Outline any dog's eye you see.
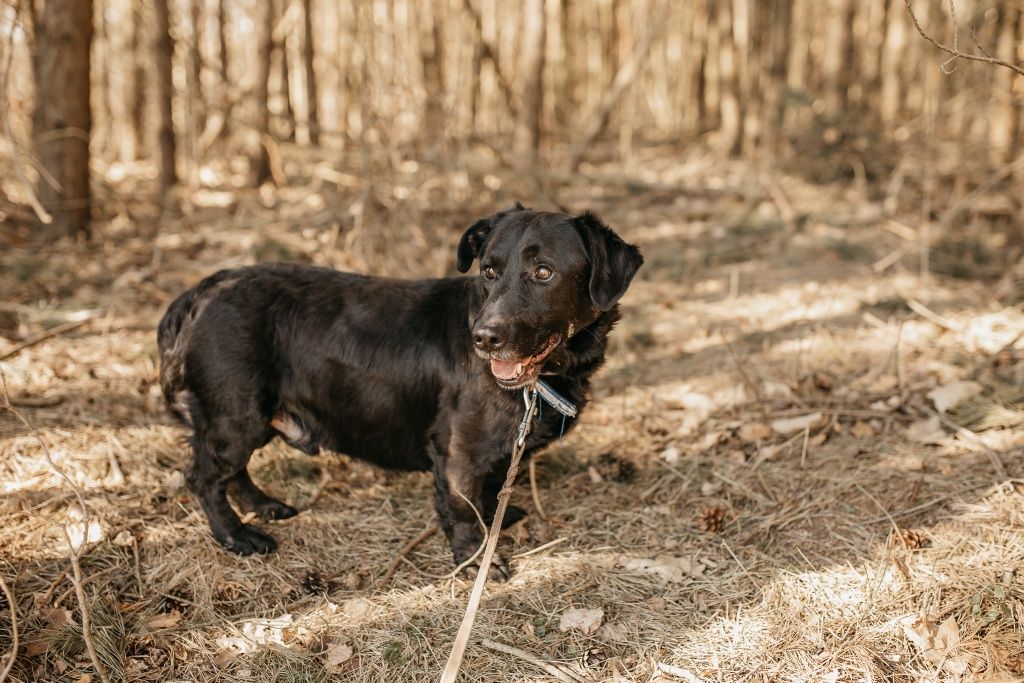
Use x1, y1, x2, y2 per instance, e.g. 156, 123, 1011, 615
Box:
534, 266, 553, 281
483, 266, 497, 280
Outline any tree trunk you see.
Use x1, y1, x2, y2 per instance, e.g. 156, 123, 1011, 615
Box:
131, 3, 148, 159
154, 0, 177, 192
32, 0, 94, 236
301, 0, 319, 144
217, 0, 231, 139
254, 0, 274, 183
514, 0, 545, 164
419, 0, 446, 142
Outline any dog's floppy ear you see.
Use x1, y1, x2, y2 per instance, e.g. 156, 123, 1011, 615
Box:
574, 212, 643, 311
456, 203, 527, 272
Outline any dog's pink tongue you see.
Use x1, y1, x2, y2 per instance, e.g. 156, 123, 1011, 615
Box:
490, 358, 522, 380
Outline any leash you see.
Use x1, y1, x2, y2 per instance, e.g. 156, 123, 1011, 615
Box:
440, 386, 540, 683
440, 381, 578, 682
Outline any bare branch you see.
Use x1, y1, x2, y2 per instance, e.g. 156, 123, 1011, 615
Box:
904, 0, 1024, 77
0, 576, 18, 683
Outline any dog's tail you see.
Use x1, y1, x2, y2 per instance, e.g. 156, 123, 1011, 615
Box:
157, 288, 198, 427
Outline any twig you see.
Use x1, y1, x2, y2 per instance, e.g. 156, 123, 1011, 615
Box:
905, 298, 960, 332
439, 390, 538, 683
0, 576, 18, 683
376, 523, 438, 590
528, 458, 547, 520
0, 317, 93, 362
511, 536, 567, 559
480, 639, 584, 683
903, 0, 1024, 76
63, 528, 111, 683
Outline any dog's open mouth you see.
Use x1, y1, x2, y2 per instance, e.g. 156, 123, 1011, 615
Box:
489, 334, 561, 387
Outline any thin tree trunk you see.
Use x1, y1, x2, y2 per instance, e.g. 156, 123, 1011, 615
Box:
217, 0, 231, 139
514, 0, 545, 164
154, 0, 177, 192
301, 0, 319, 144
419, 0, 446, 141
32, 0, 94, 236
254, 0, 274, 183
131, 3, 148, 159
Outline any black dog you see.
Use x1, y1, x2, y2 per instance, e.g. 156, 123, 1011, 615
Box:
157, 205, 642, 578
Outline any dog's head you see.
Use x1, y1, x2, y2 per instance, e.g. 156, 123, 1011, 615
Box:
457, 204, 643, 388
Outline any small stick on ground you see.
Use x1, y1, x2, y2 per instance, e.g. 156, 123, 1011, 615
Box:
528, 458, 547, 520
0, 317, 93, 362
480, 639, 584, 683
0, 576, 18, 683
906, 298, 960, 332
376, 523, 438, 590
63, 527, 111, 683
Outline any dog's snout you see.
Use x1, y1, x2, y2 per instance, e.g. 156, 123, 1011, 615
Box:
473, 323, 507, 352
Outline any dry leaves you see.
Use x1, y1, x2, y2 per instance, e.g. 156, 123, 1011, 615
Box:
905, 416, 945, 445
325, 639, 354, 669
146, 609, 182, 630
558, 607, 604, 635
770, 412, 824, 436
900, 615, 967, 674
618, 555, 706, 582
927, 380, 982, 414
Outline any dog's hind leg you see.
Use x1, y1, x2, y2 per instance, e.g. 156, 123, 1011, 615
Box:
186, 416, 279, 555
227, 469, 298, 520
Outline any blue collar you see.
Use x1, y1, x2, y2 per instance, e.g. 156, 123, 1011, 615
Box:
535, 379, 577, 418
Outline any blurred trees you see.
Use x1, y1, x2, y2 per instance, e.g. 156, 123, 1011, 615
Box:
1, 0, 1022, 235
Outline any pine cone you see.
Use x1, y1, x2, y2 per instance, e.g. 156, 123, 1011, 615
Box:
697, 506, 726, 533
891, 528, 927, 549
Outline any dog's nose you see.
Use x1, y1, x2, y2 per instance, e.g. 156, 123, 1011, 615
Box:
473, 325, 506, 352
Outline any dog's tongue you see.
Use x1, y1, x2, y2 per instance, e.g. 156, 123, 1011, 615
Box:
490, 358, 524, 380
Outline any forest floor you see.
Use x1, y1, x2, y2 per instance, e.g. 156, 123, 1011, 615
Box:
2, 143, 1024, 682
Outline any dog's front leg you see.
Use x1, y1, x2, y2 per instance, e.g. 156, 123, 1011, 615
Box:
431, 443, 511, 582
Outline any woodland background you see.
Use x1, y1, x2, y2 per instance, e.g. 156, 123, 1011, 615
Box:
2, 1, 1024, 682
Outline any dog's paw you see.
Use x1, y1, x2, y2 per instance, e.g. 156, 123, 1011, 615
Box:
257, 501, 299, 521
459, 554, 510, 582
220, 525, 278, 555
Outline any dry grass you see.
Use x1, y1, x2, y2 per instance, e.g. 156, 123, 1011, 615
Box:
1, 147, 1023, 682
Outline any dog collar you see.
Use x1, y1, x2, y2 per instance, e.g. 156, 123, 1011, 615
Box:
535, 379, 577, 418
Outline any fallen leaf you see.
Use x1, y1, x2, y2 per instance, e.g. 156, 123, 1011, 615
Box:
325, 640, 354, 668
146, 609, 182, 630
738, 422, 772, 443
660, 445, 682, 464
559, 607, 603, 635
112, 530, 134, 547
927, 380, 982, 414
906, 417, 945, 445
850, 421, 875, 439
618, 555, 705, 582
65, 518, 104, 553
40, 607, 72, 630
900, 615, 966, 674
770, 412, 824, 436
700, 481, 722, 496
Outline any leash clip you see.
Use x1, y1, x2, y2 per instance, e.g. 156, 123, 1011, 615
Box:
516, 387, 539, 448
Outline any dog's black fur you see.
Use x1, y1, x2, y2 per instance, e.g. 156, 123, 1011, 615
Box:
157, 206, 642, 579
